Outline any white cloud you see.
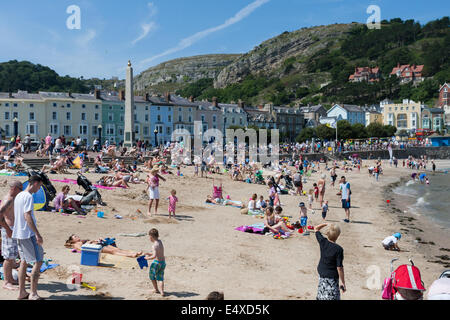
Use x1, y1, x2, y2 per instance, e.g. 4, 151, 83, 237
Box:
147, 2, 158, 17
76, 29, 96, 47
131, 2, 158, 45
132, 22, 157, 45
140, 0, 270, 65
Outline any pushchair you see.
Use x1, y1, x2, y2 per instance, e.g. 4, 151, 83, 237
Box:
26, 169, 57, 210
76, 172, 106, 206
283, 174, 294, 190
382, 258, 426, 300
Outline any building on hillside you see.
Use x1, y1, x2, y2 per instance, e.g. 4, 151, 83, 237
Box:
326, 104, 366, 125
390, 63, 424, 84
421, 107, 445, 133
245, 105, 277, 130
100, 91, 125, 144
148, 95, 174, 146
365, 111, 383, 127
348, 67, 381, 83
380, 98, 394, 113
438, 83, 450, 127
272, 105, 303, 142
299, 104, 327, 127
382, 99, 422, 133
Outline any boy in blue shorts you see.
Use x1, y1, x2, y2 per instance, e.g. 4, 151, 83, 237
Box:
299, 202, 309, 236
144, 228, 166, 296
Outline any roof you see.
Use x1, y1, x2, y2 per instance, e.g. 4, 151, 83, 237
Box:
439, 83, 449, 91
333, 104, 363, 113
390, 64, 424, 75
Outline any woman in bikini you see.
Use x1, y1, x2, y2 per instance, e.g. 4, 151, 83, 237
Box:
64, 235, 142, 258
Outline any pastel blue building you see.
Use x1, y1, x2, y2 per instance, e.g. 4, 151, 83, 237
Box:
327, 104, 366, 125
148, 96, 173, 146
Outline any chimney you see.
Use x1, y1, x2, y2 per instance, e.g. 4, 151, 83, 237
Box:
212, 97, 218, 107
238, 99, 244, 108
119, 90, 125, 101
94, 89, 101, 99
397, 62, 400, 68
165, 92, 171, 102
189, 96, 194, 103
145, 93, 149, 101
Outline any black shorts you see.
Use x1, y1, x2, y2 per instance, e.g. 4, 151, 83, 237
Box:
294, 181, 302, 187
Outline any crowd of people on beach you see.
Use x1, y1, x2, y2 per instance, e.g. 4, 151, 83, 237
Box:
0, 132, 448, 300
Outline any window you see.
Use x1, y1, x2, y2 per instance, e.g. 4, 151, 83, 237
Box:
13, 112, 18, 119
396, 114, 407, 128
109, 106, 112, 110
189, 108, 192, 112
95, 105, 99, 109
52, 112, 57, 120
179, 115, 182, 122
157, 107, 160, 111
213, 115, 216, 123
135, 125, 140, 134
5, 103, 9, 107
81, 113, 86, 121
92, 126, 98, 135
201, 115, 205, 122
95, 113, 99, 121
168, 115, 171, 122
63, 125, 72, 135
13, 103, 17, 107
30, 104, 34, 108
144, 127, 149, 135
106, 124, 115, 135
4, 112, 9, 120
67, 103, 71, 108
188, 116, 192, 122
166, 127, 171, 135
145, 115, 149, 122
240, 118, 243, 125
145, 106, 148, 111
134, 114, 137, 121
157, 115, 161, 122
53, 103, 57, 107
120, 114, 124, 122
118, 127, 124, 136
26, 124, 37, 135
108, 113, 114, 121
79, 124, 88, 135
178, 108, 181, 112
5, 124, 10, 136
232, 118, 235, 124
82, 104, 86, 109
50, 124, 59, 135
29, 112, 35, 120
66, 112, 71, 120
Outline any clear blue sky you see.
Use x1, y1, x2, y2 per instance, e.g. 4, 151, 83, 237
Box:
0, 0, 448, 79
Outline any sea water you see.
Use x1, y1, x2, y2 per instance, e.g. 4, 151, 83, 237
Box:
393, 164, 450, 229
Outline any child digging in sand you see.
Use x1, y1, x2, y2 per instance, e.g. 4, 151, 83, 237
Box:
145, 228, 166, 296
168, 189, 178, 219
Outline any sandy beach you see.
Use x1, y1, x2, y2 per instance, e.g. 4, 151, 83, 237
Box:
0, 159, 448, 300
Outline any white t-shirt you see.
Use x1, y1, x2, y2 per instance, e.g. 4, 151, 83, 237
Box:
255, 200, 263, 209
340, 182, 351, 200
382, 236, 397, 246
12, 191, 36, 240
248, 200, 256, 211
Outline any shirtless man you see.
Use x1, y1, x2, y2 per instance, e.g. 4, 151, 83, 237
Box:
41, 156, 67, 173
144, 228, 165, 296
0, 181, 23, 290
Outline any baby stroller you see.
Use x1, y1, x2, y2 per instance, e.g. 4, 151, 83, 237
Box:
76, 172, 106, 206
26, 169, 57, 210
283, 174, 294, 190
382, 258, 426, 300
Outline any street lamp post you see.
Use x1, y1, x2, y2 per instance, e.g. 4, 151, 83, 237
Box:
98, 124, 103, 151
154, 128, 158, 147
13, 117, 18, 137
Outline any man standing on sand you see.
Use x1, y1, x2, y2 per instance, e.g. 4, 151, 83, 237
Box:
0, 181, 23, 291
12, 175, 45, 300
338, 176, 351, 223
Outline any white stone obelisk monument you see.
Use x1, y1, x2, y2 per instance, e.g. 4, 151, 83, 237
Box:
124, 60, 135, 147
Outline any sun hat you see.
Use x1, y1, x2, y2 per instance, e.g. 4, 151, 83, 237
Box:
298, 202, 305, 207
393, 233, 401, 239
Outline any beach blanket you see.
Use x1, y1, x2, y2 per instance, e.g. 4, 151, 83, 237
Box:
50, 178, 125, 189
247, 209, 264, 216
205, 201, 243, 208
235, 223, 265, 234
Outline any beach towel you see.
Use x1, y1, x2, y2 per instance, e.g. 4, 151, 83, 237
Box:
235, 223, 265, 234
205, 201, 243, 208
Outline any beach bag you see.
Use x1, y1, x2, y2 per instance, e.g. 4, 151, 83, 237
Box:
382, 276, 394, 300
